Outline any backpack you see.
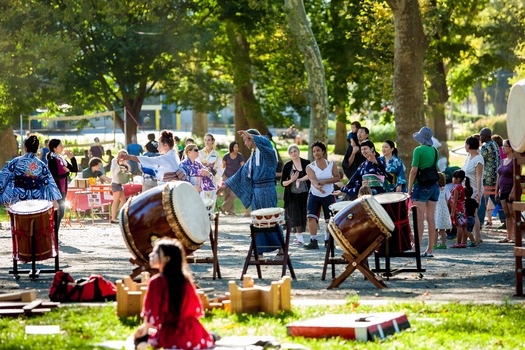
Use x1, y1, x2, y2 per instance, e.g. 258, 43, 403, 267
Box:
49, 271, 117, 302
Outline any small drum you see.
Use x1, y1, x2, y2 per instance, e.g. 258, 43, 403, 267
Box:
8, 200, 56, 263
327, 196, 394, 258
202, 198, 215, 220
373, 193, 413, 253
328, 201, 351, 217
119, 181, 210, 265
507, 78, 525, 153
250, 208, 285, 228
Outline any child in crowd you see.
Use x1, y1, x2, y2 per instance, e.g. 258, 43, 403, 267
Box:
117, 163, 132, 185
110, 150, 129, 223
464, 184, 479, 247
358, 185, 373, 197
434, 172, 452, 249
449, 170, 469, 248
134, 238, 216, 350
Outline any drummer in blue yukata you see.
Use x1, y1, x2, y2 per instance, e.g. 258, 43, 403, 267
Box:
225, 129, 283, 257
0, 134, 62, 206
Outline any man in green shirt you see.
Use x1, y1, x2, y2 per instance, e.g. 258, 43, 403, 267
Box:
82, 157, 112, 183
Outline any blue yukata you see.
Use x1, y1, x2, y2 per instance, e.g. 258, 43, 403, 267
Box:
0, 153, 62, 205
226, 135, 281, 253
341, 157, 392, 200
380, 155, 407, 193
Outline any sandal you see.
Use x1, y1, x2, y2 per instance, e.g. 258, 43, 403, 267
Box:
498, 238, 509, 243
450, 243, 462, 248
421, 252, 434, 257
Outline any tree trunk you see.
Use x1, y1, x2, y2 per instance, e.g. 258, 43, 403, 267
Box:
427, 60, 449, 141
386, 0, 428, 167
227, 23, 268, 139
0, 126, 19, 166
285, 0, 329, 159
192, 110, 208, 136
124, 103, 141, 146
334, 103, 347, 155
495, 70, 510, 115
473, 82, 486, 116
233, 92, 251, 159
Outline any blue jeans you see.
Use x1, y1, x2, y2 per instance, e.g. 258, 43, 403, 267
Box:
412, 183, 440, 202
478, 193, 505, 224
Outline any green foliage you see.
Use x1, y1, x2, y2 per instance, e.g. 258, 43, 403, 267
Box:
369, 122, 396, 142
473, 115, 508, 139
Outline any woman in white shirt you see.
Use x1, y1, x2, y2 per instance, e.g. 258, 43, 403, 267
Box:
119, 130, 182, 185
304, 141, 340, 250
462, 136, 484, 243
110, 150, 130, 223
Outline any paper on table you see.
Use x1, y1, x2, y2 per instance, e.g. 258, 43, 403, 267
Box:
25, 325, 60, 334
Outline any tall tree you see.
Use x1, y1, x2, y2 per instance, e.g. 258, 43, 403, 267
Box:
385, 0, 428, 163
284, 0, 329, 152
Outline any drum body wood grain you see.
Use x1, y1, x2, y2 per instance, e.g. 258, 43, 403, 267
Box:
8, 200, 56, 262
327, 196, 394, 258
119, 181, 209, 265
373, 193, 413, 253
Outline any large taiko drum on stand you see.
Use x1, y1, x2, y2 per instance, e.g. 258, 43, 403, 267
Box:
373, 193, 413, 253
8, 200, 56, 262
507, 79, 525, 153
119, 181, 210, 265
327, 196, 394, 259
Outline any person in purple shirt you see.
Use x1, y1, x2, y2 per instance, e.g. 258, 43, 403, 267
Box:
495, 139, 515, 243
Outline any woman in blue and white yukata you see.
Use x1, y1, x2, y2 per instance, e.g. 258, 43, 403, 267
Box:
380, 140, 407, 193
0, 135, 62, 206
340, 140, 393, 200
226, 129, 282, 256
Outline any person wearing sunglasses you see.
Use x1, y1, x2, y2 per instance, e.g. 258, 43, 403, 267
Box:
180, 144, 215, 196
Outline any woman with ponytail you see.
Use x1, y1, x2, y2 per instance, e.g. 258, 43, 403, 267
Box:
47, 139, 79, 234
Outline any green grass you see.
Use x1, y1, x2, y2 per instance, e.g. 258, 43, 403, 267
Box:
1, 302, 524, 349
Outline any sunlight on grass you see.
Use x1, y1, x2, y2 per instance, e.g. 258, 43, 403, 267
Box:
1, 302, 524, 349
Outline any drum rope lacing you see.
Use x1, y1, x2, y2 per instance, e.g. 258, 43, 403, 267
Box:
327, 200, 392, 258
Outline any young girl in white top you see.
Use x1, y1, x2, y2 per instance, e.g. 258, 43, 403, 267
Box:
304, 141, 340, 250
434, 172, 452, 248
110, 150, 130, 223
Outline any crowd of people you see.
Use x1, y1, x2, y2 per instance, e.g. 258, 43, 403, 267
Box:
0, 124, 520, 349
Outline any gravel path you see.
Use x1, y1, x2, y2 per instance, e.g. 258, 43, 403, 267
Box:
0, 214, 521, 303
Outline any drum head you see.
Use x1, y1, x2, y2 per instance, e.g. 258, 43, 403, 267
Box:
251, 208, 284, 217
167, 182, 209, 244
373, 192, 409, 204
8, 200, 53, 215
507, 79, 525, 153
329, 201, 351, 213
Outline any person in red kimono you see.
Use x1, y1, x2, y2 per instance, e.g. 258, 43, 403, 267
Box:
134, 238, 216, 350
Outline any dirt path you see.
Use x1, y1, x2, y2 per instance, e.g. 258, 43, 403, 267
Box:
0, 212, 521, 304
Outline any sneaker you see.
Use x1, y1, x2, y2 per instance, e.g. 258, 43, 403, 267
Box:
498, 223, 507, 230
434, 244, 447, 249
466, 241, 477, 247
446, 235, 457, 240
291, 239, 304, 246
450, 243, 462, 248
303, 240, 319, 250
